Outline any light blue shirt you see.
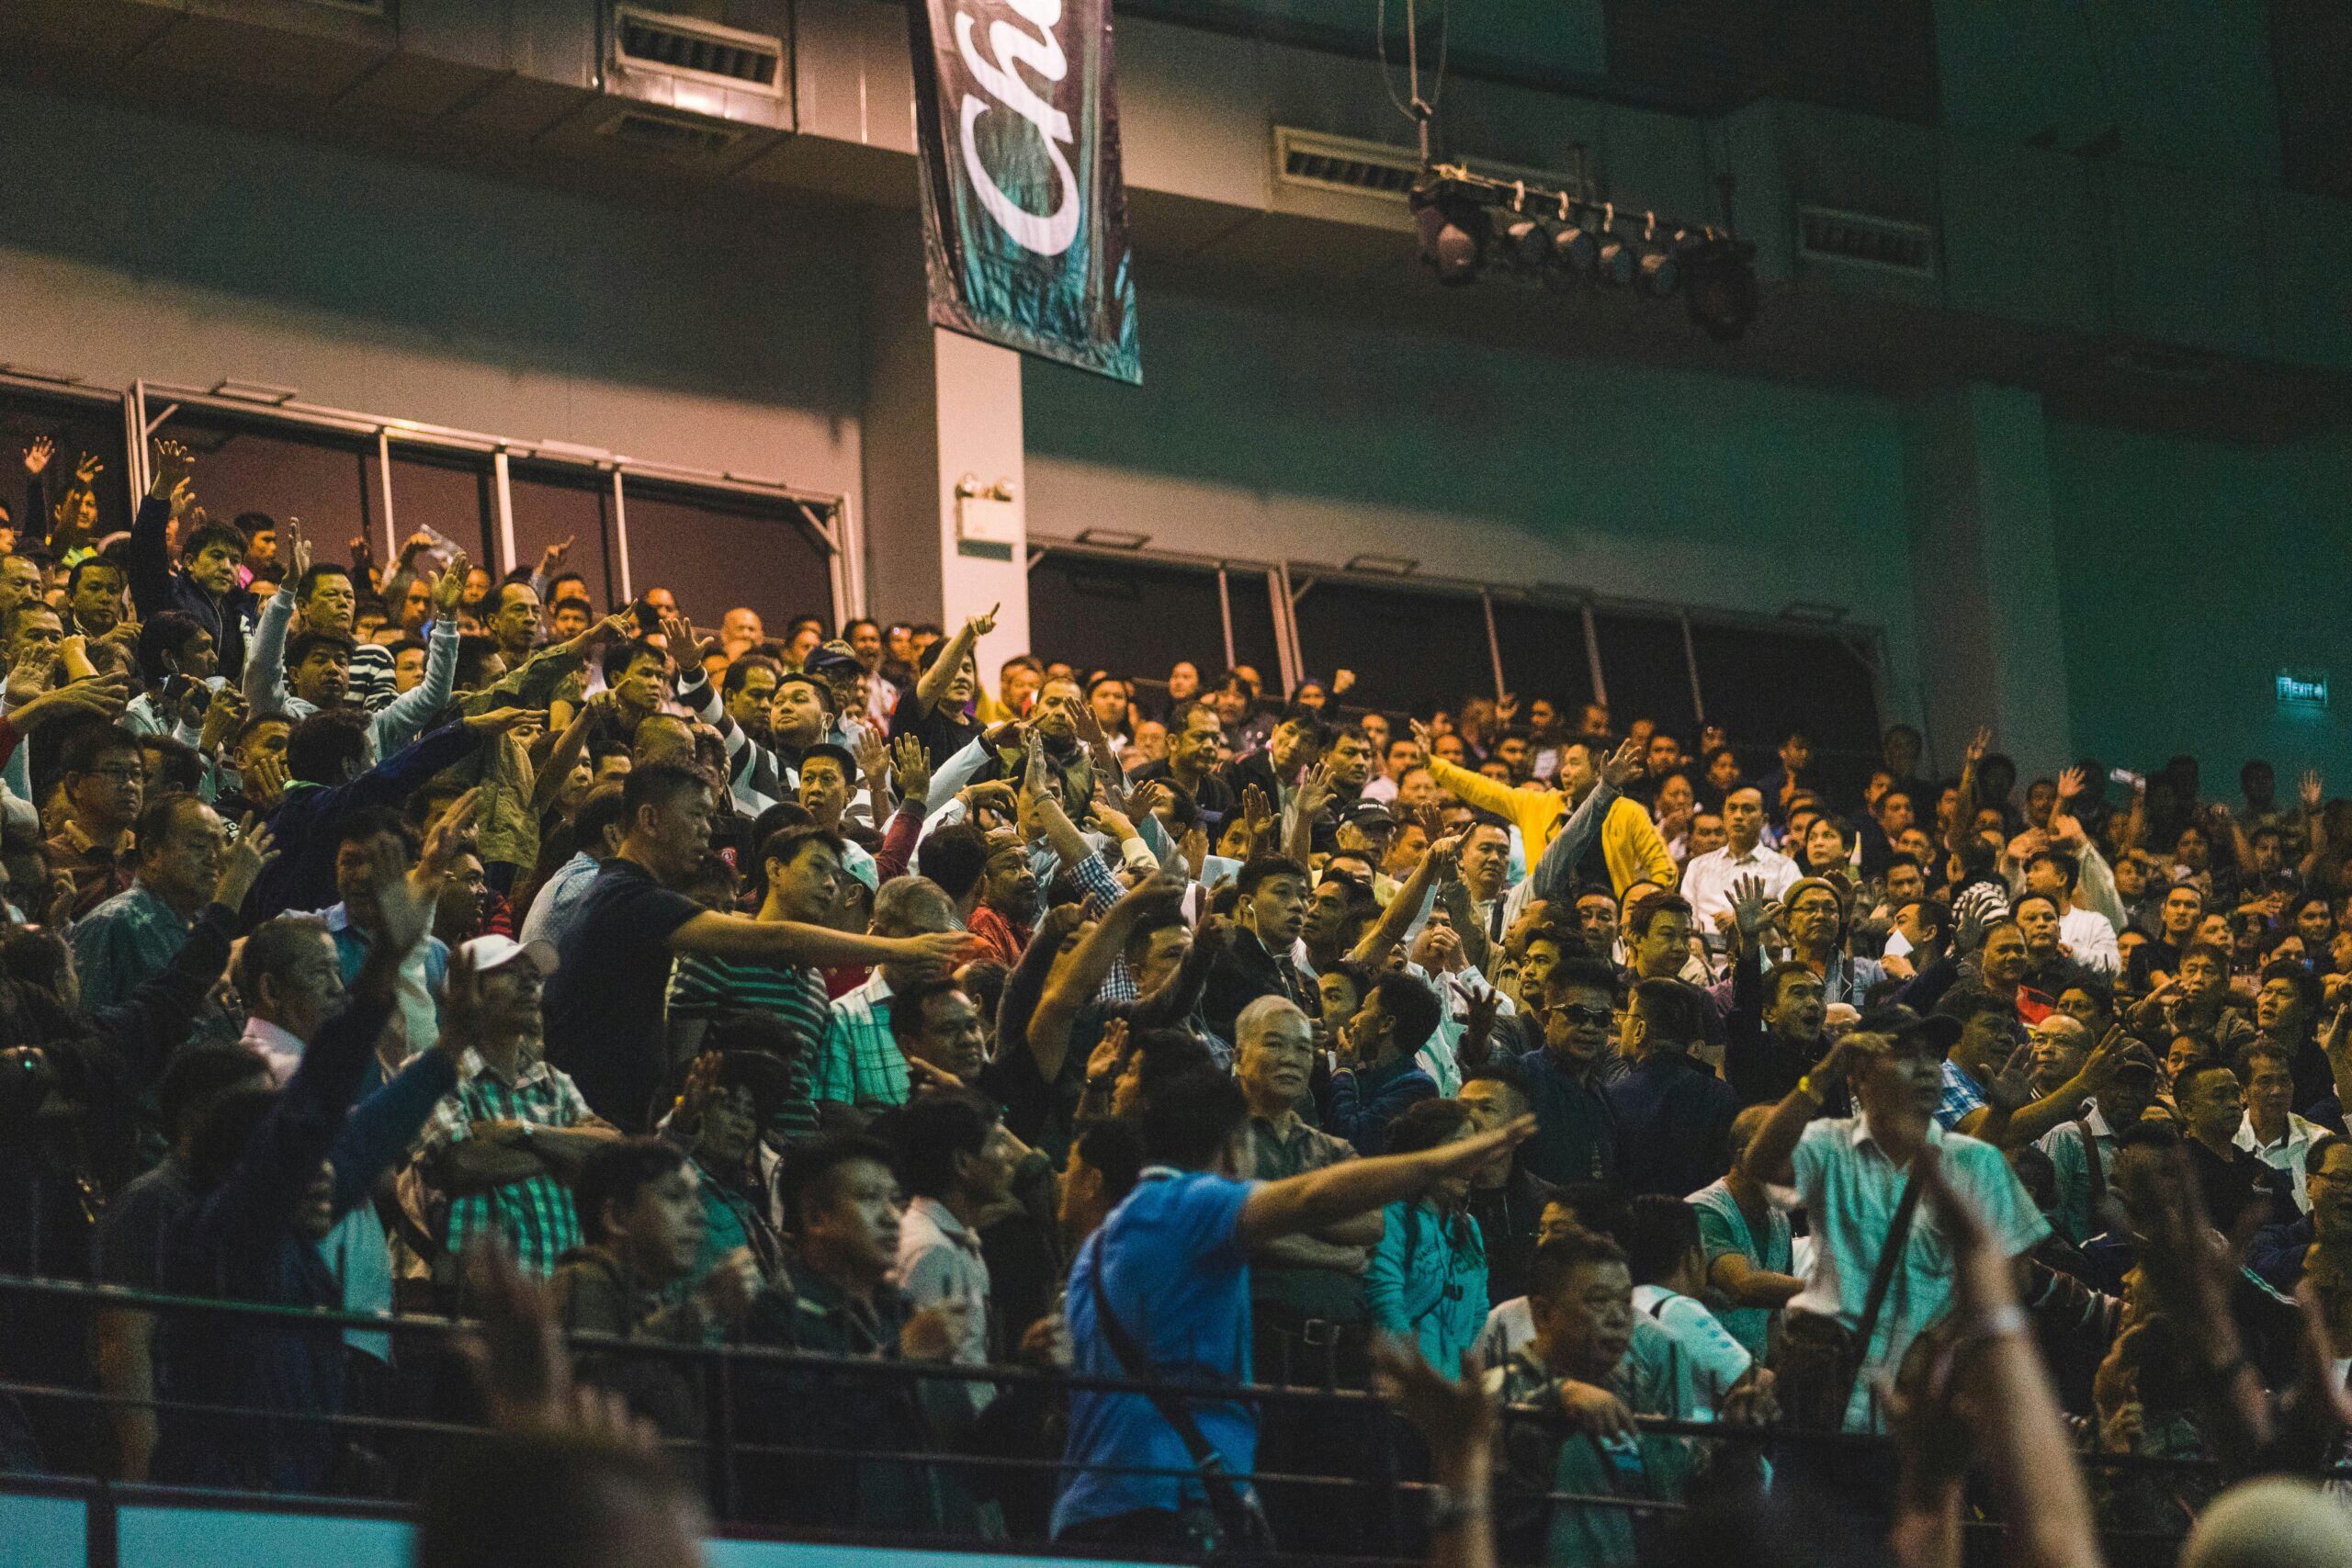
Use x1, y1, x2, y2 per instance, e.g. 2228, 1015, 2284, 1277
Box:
1056, 1168, 1258, 1538
518, 851, 602, 950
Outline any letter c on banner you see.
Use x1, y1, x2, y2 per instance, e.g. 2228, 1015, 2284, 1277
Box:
954, 8, 1082, 256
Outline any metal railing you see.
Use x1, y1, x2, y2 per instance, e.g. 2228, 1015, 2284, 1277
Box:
0, 1271, 2261, 1562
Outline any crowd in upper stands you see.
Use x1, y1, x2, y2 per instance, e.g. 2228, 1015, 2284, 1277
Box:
3, 430, 2352, 1566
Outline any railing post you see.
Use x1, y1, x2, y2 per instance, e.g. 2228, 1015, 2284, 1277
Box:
712, 1344, 739, 1524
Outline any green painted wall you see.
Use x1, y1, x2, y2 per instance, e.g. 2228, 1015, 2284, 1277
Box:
2047, 418, 2352, 776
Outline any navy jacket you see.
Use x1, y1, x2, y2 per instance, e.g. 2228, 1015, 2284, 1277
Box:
248, 722, 478, 919
152, 987, 450, 1493
1606, 1053, 1736, 1197
127, 494, 257, 676
1321, 1054, 1438, 1156
1513, 1048, 1619, 1188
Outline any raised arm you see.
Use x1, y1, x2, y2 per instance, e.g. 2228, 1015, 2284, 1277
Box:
1237, 1114, 1532, 1248
1531, 737, 1644, 900
1029, 874, 1186, 1083
914, 605, 995, 717
126, 442, 193, 621
1349, 832, 1460, 967
369, 555, 466, 756
1743, 1035, 1867, 1186
670, 911, 974, 973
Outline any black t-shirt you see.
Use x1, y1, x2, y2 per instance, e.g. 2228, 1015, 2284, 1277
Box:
543, 857, 706, 1132
888, 699, 983, 772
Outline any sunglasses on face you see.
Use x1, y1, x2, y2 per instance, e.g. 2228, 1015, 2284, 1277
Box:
1544, 1003, 1612, 1028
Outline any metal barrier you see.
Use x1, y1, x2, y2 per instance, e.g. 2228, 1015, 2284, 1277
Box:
0, 1270, 2261, 1563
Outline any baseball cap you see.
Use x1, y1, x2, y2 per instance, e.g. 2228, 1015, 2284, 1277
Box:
2111, 1042, 2161, 1081
1851, 1003, 1960, 1055
1341, 800, 1396, 830
459, 933, 559, 977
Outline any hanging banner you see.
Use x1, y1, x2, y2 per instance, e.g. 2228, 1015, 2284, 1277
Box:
907, 0, 1141, 384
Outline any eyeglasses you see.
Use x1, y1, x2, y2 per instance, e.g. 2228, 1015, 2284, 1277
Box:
1544, 1003, 1612, 1028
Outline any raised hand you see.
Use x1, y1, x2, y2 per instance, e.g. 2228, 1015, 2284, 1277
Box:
1126, 779, 1170, 824
1295, 760, 1338, 818
537, 535, 574, 574
1086, 1017, 1133, 1085
1984, 1043, 2038, 1115
1600, 734, 1645, 789
213, 815, 277, 908
891, 734, 933, 803
283, 516, 312, 581
368, 834, 436, 957
2057, 764, 2088, 803
147, 439, 193, 500
901, 1296, 976, 1362
1331, 669, 1356, 695
852, 724, 889, 784
966, 602, 1000, 639
1495, 692, 1521, 725
431, 550, 469, 617
415, 787, 483, 886
1409, 716, 1436, 755
1963, 726, 1991, 767
2304, 768, 2325, 812
1240, 784, 1274, 837
1728, 874, 1772, 937
21, 437, 51, 478
74, 453, 101, 486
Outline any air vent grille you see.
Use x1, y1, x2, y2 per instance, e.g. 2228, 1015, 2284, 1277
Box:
594, 107, 749, 160
613, 6, 785, 96
1273, 127, 1589, 203
1797, 205, 1937, 276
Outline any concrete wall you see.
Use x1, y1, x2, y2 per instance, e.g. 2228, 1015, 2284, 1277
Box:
2048, 418, 2352, 776
0, 81, 869, 505
1022, 286, 1926, 721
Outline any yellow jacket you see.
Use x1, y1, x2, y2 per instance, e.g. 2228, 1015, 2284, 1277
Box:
1426, 758, 1675, 897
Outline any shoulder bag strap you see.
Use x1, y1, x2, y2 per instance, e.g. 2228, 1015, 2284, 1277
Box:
1081, 1232, 1269, 1538
2075, 1117, 2108, 1212
1833, 1170, 1924, 1422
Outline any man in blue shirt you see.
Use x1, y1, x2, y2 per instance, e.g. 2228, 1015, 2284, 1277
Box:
1606, 977, 1736, 1197
1055, 1066, 1531, 1551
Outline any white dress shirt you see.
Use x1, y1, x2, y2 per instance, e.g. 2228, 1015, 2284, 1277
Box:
2059, 905, 2121, 977
1679, 842, 1800, 950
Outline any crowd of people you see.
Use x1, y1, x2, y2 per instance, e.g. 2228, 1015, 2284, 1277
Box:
1, 431, 2351, 1566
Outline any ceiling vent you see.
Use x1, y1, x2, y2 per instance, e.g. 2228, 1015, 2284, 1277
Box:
594, 106, 751, 160
1273, 127, 1590, 204
1797, 206, 1937, 276
611, 6, 786, 96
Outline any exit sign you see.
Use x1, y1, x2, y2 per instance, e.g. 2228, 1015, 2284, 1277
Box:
2278, 670, 2330, 709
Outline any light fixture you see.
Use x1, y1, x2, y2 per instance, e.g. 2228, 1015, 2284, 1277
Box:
1681, 234, 1760, 341
1347, 553, 1420, 575
1637, 215, 1679, 296
1779, 601, 1849, 624
1399, 164, 1754, 340
1409, 175, 1489, 287
1077, 527, 1151, 550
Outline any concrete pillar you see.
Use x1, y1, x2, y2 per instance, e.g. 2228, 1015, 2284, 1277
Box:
859, 211, 1031, 675
1900, 383, 2073, 776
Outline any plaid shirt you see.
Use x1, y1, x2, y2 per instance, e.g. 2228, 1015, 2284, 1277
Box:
1066, 851, 1140, 1004
1935, 1058, 1988, 1131
812, 970, 907, 1108
418, 1049, 596, 1275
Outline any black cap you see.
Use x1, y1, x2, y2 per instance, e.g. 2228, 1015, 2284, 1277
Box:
1851, 1003, 1961, 1055
1342, 799, 1396, 830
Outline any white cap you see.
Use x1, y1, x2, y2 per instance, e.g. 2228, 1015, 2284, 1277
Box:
2185, 1477, 2352, 1568
459, 933, 559, 976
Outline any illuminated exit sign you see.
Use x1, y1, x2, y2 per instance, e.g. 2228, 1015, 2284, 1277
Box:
2278, 670, 2329, 709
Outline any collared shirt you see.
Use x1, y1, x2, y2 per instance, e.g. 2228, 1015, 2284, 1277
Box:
666, 948, 828, 1140
1686, 1178, 1792, 1361
318, 902, 447, 1059
2058, 906, 2120, 977
47, 821, 137, 922
243, 1016, 311, 1086
517, 850, 602, 951
417, 1048, 595, 1276
1245, 1111, 1365, 1323
2037, 1104, 2117, 1244
894, 1196, 993, 1413
2237, 1111, 2325, 1213
1056, 1168, 1257, 1538
1935, 1058, 1988, 1131
813, 969, 908, 1109
1679, 842, 1799, 949
1789, 1115, 2047, 1431
71, 879, 194, 1011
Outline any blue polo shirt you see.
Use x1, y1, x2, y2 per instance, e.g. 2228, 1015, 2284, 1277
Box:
1054, 1168, 1258, 1537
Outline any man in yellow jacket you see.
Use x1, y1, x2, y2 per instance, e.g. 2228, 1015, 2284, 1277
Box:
1416, 724, 1674, 898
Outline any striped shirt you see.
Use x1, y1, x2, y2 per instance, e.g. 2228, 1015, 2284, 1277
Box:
665, 951, 828, 1139
418, 1050, 596, 1276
